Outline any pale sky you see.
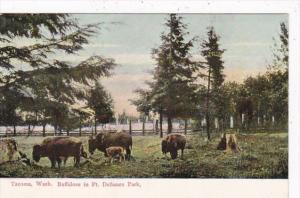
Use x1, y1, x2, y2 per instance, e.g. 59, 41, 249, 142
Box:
24, 14, 291, 116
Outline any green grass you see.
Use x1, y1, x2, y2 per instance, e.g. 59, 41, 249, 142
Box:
0, 132, 288, 178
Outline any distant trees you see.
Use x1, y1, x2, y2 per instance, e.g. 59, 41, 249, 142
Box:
267, 22, 288, 126
0, 14, 116, 134
214, 22, 288, 130
132, 15, 288, 136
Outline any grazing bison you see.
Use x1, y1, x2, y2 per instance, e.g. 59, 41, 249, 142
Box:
0, 138, 18, 163
162, 134, 186, 159
32, 137, 86, 168
88, 132, 132, 160
106, 146, 125, 163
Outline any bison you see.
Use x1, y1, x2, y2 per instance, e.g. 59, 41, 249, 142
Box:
32, 136, 86, 168
88, 132, 132, 160
162, 133, 186, 159
106, 146, 125, 163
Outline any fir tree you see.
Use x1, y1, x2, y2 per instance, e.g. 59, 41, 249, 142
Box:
200, 26, 225, 140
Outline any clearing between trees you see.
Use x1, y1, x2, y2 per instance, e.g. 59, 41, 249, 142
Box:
0, 131, 288, 178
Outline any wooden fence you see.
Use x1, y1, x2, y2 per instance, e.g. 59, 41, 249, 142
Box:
0, 128, 195, 138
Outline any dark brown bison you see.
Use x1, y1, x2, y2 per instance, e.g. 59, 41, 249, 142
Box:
162, 133, 186, 159
32, 137, 86, 168
88, 132, 132, 159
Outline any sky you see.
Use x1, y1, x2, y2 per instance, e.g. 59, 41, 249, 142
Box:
64, 14, 288, 116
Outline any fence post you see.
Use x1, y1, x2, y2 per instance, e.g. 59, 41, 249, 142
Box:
94, 116, 97, 135
129, 120, 132, 135
159, 112, 163, 138
184, 119, 187, 135
214, 117, 219, 132
42, 124, 46, 137
230, 116, 234, 129
79, 124, 82, 137
142, 119, 145, 136
28, 125, 31, 136
13, 125, 16, 136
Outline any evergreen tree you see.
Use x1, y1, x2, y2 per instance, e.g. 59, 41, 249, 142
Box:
270, 22, 288, 72
200, 26, 225, 140
0, 14, 116, 133
150, 14, 199, 134
87, 82, 114, 134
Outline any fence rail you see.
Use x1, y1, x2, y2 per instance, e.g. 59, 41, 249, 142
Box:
0, 126, 287, 138
0, 128, 195, 138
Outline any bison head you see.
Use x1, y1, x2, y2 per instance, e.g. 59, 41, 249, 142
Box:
170, 149, 178, 159
162, 138, 179, 159
161, 139, 168, 154
88, 136, 97, 155
32, 144, 41, 162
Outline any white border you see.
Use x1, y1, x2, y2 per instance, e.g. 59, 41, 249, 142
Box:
0, 0, 297, 13
0, 1, 299, 198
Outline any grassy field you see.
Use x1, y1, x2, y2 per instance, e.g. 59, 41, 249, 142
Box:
0, 132, 288, 178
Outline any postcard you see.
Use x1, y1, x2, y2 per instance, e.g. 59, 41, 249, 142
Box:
0, 1, 299, 198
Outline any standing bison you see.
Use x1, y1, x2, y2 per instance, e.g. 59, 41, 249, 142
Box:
32, 136, 86, 168
162, 134, 186, 159
88, 132, 132, 160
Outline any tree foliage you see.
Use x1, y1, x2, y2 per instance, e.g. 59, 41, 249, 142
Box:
0, 14, 116, 132
132, 14, 200, 133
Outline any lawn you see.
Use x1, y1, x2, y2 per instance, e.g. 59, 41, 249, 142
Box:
0, 132, 288, 178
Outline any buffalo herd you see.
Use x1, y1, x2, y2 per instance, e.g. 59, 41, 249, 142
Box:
0, 132, 187, 168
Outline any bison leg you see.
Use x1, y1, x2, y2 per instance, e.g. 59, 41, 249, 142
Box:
181, 149, 184, 159
63, 157, 68, 166
74, 154, 80, 167
49, 157, 56, 168
104, 151, 108, 157
125, 148, 131, 160
119, 154, 124, 162
56, 157, 62, 169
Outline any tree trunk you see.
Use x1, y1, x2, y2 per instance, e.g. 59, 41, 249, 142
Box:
54, 123, 57, 136
142, 120, 145, 136
167, 116, 172, 134
206, 114, 211, 140
206, 66, 211, 140
13, 124, 16, 136
67, 129, 69, 136
42, 124, 46, 137
129, 120, 132, 135
155, 119, 159, 134
159, 112, 163, 138
59, 128, 62, 135
79, 118, 82, 137
184, 119, 187, 135
94, 116, 97, 135
28, 124, 31, 136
